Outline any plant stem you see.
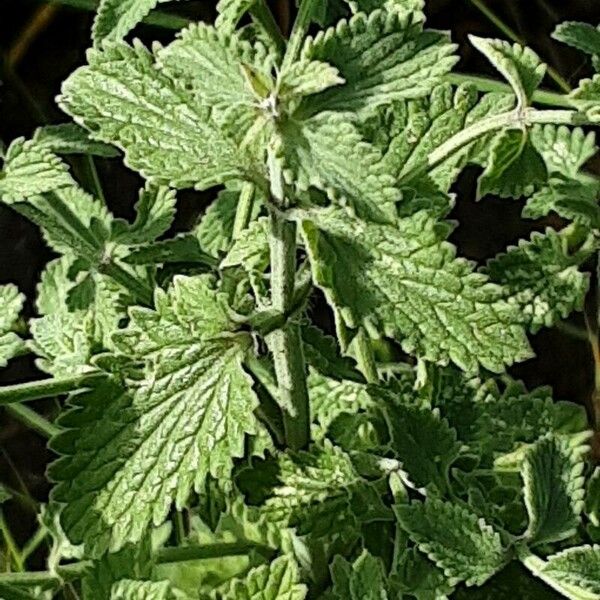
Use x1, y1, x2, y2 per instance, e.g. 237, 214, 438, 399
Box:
401, 107, 583, 182
0, 509, 24, 571
281, 0, 319, 71
0, 373, 105, 406
268, 213, 310, 450
0, 542, 274, 588
466, 0, 571, 92
5, 404, 60, 439
232, 182, 256, 240
444, 73, 573, 109
43, 0, 190, 30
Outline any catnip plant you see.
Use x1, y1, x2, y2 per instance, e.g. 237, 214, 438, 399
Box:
2, 0, 600, 597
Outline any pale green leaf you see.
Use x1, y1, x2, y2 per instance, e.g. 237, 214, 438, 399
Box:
196, 190, 241, 257
262, 441, 391, 541
348, 0, 425, 19
300, 207, 532, 374
33, 123, 120, 157
553, 22, 600, 60
215, 0, 255, 33
524, 176, 600, 227
530, 124, 597, 179
0, 284, 25, 367
542, 546, 600, 598
156, 22, 276, 133
124, 234, 216, 267
308, 370, 374, 440
395, 498, 507, 586
280, 112, 399, 222
523, 435, 588, 545
93, 0, 179, 44
59, 42, 260, 191
113, 184, 176, 245
50, 276, 262, 555
211, 555, 306, 600
569, 75, 600, 122
0, 138, 74, 203
300, 9, 457, 115
111, 580, 174, 599
278, 60, 344, 102
221, 217, 270, 272
485, 229, 591, 332
477, 128, 547, 199
330, 550, 390, 600
469, 36, 546, 106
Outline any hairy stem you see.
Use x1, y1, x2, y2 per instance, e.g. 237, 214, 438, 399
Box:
42, 0, 190, 30
268, 213, 311, 450
0, 542, 274, 588
99, 261, 154, 306
0, 373, 106, 406
401, 107, 583, 182
5, 404, 60, 439
466, 0, 571, 92
444, 73, 573, 109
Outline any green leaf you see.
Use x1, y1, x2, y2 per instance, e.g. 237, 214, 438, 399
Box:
485, 229, 591, 333
32, 123, 120, 157
523, 435, 588, 545
124, 234, 216, 267
553, 21, 600, 61
530, 124, 597, 179
395, 498, 507, 586
93, 0, 179, 44
215, 0, 255, 33
300, 207, 532, 374
278, 60, 344, 102
0, 138, 74, 203
156, 22, 276, 134
569, 75, 600, 122
221, 217, 270, 272
330, 550, 391, 599
385, 403, 460, 493
59, 42, 260, 191
299, 9, 457, 116
211, 555, 307, 599
196, 189, 253, 258
524, 176, 600, 227
477, 128, 547, 199
111, 580, 174, 599
50, 275, 263, 555
279, 111, 399, 223
113, 184, 176, 245
0, 284, 25, 367
469, 36, 546, 107
307, 370, 374, 440
542, 545, 600, 598
262, 441, 391, 541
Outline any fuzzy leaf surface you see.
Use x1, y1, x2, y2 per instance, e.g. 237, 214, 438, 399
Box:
523, 435, 587, 546
50, 276, 261, 555
330, 551, 390, 599
485, 229, 591, 332
542, 546, 600, 597
301, 207, 532, 374
395, 498, 507, 586
0, 284, 25, 367
300, 9, 457, 115
59, 42, 258, 191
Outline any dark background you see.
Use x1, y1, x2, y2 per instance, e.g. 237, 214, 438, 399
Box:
0, 0, 599, 567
